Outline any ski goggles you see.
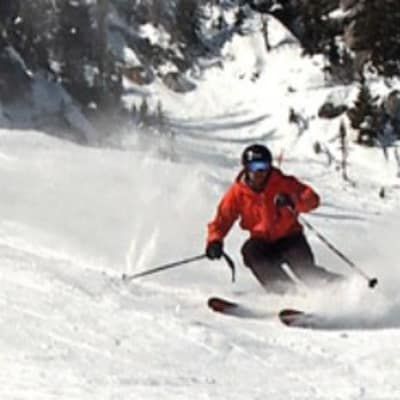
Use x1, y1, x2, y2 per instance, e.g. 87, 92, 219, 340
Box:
248, 160, 270, 172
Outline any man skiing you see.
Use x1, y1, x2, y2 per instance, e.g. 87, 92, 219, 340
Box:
206, 144, 340, 293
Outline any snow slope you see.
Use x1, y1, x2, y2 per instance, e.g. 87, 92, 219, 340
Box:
2, 15, 400, 400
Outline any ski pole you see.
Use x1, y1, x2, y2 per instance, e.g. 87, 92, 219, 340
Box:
222, 251, 236, 283
122, 254, 206, 282
300, 216, 378, 289
122, 251, 236, 283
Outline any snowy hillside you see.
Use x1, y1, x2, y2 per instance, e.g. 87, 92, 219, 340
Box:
2, 14, 400, 400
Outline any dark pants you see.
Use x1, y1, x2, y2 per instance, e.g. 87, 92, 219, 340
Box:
241, 233, 341, 293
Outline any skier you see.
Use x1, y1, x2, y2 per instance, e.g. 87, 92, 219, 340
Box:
205, 144, 340, 293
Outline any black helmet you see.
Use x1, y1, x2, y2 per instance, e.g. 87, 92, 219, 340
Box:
241, 144, 272, 168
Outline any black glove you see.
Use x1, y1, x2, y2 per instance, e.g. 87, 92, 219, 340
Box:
206, 241, 223, 260
274, 193, 295, 210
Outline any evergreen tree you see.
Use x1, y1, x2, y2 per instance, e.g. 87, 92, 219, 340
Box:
347, 78, 379, 131
174, 0, 202, 47
347, 78, 380, 146
374, 0, 400, 77
300, 2, 325, 54
0, 1, 18, 33
345, 0, 400, 77
339, 120, 349, 181
4, 1, 58, 71
150, 0, 164, 28
156, 100, 165, 128
139, 98, 149, 126
57, 1, 97, 106
299, 0, 337, 55
95, 0, 122, 110
56, 0, 121, 112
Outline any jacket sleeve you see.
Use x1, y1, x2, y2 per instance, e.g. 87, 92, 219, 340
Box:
287, 177, 320, 213
207, 186, 239, 244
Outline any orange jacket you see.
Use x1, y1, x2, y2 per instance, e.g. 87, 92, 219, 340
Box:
207, 168, 320, 245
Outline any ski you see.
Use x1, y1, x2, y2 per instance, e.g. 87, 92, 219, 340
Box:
278, 308, 317, 328
208, 297, 239, 314
207, 297, 273, 319
208, 297, 325, 328
278, 308, 335, 329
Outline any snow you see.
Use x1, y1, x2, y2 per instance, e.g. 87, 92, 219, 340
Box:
139, 23, 172, 49
122, 46, 141, 67
2, 16, 400, 400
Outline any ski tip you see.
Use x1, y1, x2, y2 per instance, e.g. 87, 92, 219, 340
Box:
208, 297, 238, 313
279, 308, 304, 317
278, 308, 305, 326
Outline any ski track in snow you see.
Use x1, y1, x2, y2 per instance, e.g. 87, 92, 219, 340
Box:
2, 121, 400, 399
2, 217, 400, 399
